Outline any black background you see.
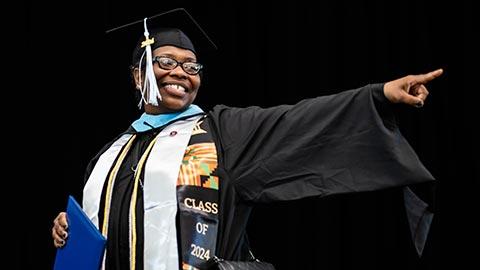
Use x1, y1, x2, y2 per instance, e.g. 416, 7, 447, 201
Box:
16, 0, 477, 269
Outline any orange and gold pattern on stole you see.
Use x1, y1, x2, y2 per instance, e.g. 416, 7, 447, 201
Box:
182, 263, 199, 270
177, 143, 219, 190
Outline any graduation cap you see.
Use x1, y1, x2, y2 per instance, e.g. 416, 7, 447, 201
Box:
106, 8, 217, 107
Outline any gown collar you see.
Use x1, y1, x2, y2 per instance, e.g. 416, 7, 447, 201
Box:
131, 104, 204, 132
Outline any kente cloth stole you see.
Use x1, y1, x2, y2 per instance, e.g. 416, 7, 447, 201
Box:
178, 117, 219, 270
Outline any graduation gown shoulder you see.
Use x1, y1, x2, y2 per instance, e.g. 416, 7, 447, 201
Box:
84, 129, 134, 183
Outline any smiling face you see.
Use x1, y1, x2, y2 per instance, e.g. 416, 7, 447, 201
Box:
133, 45, 201, 114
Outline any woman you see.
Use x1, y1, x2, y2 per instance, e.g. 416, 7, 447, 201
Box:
52, 8, 442, 270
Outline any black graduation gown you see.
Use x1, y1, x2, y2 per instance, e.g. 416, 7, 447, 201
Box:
86, 83, 434, 269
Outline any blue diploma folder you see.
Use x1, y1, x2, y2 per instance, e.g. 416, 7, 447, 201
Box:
54, 196, 106, 270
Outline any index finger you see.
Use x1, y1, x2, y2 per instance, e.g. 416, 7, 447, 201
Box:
415, 68, 444, 84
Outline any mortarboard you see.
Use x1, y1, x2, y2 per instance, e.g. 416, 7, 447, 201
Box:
106, 8, 217, 107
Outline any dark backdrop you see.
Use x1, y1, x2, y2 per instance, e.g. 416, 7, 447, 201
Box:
17, 0, 477, 269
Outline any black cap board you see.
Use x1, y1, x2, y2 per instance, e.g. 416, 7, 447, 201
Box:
105, 8, 217, 65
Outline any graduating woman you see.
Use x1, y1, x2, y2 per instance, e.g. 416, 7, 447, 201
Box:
52, 8, 442, 270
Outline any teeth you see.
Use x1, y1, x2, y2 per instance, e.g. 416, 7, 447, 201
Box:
165, 84, 186, 92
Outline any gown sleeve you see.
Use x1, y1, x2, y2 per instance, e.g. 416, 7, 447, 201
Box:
210, 83, 434, 201
209, 83, 435, 256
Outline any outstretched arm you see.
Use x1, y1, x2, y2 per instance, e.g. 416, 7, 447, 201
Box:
383, 68, 443, 107
211, 82, 436, 203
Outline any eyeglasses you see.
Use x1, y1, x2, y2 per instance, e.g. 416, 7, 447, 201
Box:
153, 56, 203, 75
